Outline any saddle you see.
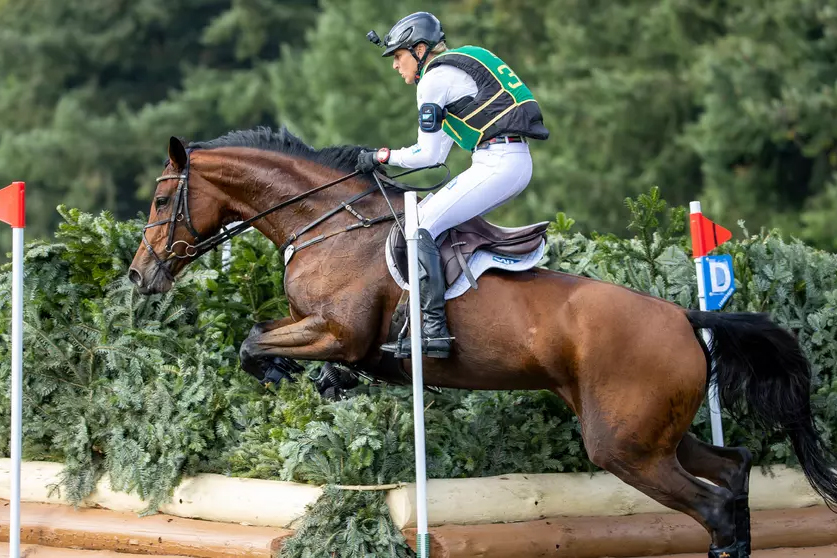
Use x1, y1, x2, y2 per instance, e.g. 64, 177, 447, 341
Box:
388, 214, 549, 290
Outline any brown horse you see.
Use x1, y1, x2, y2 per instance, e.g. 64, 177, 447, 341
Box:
128, 128, 837, 558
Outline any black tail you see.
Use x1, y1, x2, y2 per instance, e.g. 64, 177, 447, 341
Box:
687, 309, 837, 511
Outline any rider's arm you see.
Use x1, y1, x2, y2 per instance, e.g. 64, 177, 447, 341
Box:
387, 67, 464, 168
387, 128, 453, 168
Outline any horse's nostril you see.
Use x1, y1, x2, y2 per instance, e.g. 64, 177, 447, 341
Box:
128, 268, 144, 287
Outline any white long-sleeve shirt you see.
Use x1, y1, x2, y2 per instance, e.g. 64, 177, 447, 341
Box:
388, 64, 479, 168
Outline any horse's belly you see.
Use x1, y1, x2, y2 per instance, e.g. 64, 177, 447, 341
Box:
424, 269, 578, 390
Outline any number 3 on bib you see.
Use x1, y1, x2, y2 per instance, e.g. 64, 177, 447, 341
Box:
497, 64, 522, 89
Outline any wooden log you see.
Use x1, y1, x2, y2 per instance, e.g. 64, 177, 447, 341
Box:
387, 466, 823, 528
0, 543, 195, 557
1, 459, 826, 531
641, 545, 837, 558
401, 506, 837, 558
0, 499, 293, 557
0, 459, 321, 528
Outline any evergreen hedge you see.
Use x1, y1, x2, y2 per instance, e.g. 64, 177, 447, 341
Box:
1, 188, 835, 557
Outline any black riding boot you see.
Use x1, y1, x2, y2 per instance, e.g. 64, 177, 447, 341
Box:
382, 228, 453, 358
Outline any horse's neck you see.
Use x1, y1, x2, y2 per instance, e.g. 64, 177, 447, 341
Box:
210, 150, 393, 250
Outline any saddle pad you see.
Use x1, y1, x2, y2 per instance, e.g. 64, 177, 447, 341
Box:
385, 236, 546, 300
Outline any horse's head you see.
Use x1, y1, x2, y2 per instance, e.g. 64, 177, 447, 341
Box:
129, 137, 227, 294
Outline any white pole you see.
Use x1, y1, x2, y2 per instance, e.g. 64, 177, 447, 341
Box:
690, 201, 725, 447
221, 222, 252, 272
404, 192, 429, 557
222, 240, 232, 272
10, 226, 23, 557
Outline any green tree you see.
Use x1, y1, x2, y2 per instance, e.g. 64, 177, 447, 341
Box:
0, 0, 317, 257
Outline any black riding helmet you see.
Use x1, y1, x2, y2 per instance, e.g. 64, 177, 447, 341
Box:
367, 12, 445, 82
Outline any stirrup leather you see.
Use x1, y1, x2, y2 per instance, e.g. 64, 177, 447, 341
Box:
381, 333, 454, 358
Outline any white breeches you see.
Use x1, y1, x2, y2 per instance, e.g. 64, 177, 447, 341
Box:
417, 142, 533, 240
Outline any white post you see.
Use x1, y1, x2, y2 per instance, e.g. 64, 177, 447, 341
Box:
221, 221, 239, 272
690, 201, 725, 447
404, 192, 429, 557
220, 222, 254, 272
222, 240, 232, 272
10, 226, 23, 557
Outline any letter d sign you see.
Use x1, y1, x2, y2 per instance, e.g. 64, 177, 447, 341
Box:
702, 254, 736, 310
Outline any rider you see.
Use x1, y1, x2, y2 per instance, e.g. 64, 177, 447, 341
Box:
357, 11, 549, 359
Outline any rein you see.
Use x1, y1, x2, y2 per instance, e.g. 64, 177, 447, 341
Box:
142, 148, 449, 277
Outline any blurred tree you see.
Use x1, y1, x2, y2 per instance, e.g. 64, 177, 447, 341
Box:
681, 0, 837, 247
1, 0, 835, 258
0, 0, 316, 256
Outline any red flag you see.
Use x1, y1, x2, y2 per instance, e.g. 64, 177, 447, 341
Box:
0, 182, 25, 228
690, 213, 731, 258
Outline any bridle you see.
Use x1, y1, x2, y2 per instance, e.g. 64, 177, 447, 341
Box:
141, 147, 449, 281
141, 149, 202, 280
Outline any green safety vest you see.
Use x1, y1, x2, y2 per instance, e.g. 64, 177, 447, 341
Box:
421, 45, 549, 151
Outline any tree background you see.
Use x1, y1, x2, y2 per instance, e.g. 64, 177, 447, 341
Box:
2, 0, 836, 257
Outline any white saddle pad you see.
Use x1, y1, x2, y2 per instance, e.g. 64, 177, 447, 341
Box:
385, 236, 546, 300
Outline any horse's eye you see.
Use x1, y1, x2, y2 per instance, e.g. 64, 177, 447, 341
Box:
155, 196, 169, 210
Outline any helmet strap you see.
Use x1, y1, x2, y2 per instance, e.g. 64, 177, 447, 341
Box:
409, 43, 435, 84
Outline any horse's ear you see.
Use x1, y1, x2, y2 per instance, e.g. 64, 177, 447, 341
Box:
168, 136, 188, 170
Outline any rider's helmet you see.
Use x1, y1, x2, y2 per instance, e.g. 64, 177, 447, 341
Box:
381, 12, 445, 57
367, 12, 445, 82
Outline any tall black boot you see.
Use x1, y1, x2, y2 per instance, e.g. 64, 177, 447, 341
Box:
381, 228, 453, 358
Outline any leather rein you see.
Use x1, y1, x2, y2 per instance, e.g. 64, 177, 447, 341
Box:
141, 147, 449, 280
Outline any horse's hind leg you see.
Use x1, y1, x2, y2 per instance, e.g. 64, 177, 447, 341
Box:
599, 450, 739, 556
678, 433, 754, 556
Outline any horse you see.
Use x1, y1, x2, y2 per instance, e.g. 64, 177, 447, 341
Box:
128, 127, 837, 558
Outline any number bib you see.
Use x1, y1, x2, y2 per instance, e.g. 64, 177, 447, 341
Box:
420, 46, 549, 151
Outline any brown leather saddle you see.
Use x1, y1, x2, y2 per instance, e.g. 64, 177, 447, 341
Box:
387, 215, 549, 290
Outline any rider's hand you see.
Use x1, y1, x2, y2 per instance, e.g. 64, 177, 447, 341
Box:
355, 148, 390, 173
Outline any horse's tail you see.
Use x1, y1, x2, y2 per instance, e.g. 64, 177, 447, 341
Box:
686, 309, 837, 511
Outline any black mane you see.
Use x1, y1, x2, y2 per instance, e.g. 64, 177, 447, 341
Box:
187, 126, 370, 174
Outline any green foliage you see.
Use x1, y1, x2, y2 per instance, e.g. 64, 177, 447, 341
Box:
279, 487, 412, 558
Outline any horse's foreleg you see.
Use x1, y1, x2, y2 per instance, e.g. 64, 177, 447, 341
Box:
239, 315, 341, 384
242, 314, 341, 359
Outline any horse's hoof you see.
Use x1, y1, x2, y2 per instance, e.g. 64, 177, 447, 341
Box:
311, 363, 358, 398
256, 356, 303, 387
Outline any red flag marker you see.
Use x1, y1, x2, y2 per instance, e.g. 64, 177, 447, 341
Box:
0, 181, 25, 228
690, 210, 731, 258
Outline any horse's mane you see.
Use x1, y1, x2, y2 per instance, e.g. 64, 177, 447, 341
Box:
187, 126, 370, 175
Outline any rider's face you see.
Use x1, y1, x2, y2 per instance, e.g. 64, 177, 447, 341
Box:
391, 45, 426, 84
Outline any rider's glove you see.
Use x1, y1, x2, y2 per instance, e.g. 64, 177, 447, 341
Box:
355, 147, 390, 173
